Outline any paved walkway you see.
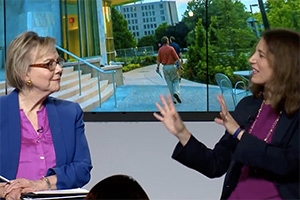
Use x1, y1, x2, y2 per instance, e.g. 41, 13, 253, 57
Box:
92, 64, 237, 112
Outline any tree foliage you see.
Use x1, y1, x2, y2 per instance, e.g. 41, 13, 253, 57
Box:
154, 23, 169, 45
165, 22, 189, 48
260, 0, 300, 31
137, 35, 157, 49
111, 7, 136, 49
182, 0, 256, 84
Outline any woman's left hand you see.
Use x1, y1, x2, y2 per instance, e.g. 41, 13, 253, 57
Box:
214, 94, 240, 135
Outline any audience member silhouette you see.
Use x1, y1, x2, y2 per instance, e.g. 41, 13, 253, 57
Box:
85, 174, 149, 199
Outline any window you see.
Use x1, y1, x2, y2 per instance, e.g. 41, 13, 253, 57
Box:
1, 0, 296, 121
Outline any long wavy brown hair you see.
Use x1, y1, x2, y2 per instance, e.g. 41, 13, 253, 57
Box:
249, 28, 300, 115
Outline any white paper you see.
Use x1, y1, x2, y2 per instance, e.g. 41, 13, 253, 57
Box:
29, 188, 89, 195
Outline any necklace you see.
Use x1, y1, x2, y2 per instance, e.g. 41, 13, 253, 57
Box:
248, 101, 282, 143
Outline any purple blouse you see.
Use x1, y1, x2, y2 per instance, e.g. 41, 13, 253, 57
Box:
229, 103, 282, 199
16, 106, 56, 180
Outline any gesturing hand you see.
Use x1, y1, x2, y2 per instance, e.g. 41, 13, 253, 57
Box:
214, 94, 240, 136
153, 94, 191, 145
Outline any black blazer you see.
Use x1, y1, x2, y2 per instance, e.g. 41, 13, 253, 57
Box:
172, 96, 299, 199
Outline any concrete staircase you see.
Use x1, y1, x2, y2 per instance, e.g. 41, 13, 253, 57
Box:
0, 66, 115, 111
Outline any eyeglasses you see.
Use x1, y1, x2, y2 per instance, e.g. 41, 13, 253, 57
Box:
29, 57, 65, 71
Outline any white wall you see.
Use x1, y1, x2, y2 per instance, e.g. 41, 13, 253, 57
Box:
84, 121, 226, 199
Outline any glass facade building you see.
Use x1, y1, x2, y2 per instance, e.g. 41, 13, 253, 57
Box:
0, 0, 141, 68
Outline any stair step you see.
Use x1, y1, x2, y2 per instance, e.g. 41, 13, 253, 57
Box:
59, 73, 91, 91
51, 78, 98, 100
80, 83, 115, 111
61, 70, 83, 82
65, 80, 109, 104
62, 66, 74, 73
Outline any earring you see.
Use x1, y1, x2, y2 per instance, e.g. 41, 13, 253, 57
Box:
26, 80, 32, 87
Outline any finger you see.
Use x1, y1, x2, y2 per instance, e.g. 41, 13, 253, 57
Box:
160, 95, 169, 111
0, 182, 7, 187
153, 112, 163, 121
4, 180, 21, 192
155, 101, 164, 112
217, 94, 225, 109
155, 97, 168, 118
217, 95, 228, 117
214, 117, 224, 125
5, 196, 15, 200
21, 187, 34, 194
166, 94, 175, 110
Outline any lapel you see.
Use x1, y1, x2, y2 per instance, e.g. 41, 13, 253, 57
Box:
239, 98, 262, 130
1, 89, 21, 178
45, 97, 67, 166
271, 111, 295, 145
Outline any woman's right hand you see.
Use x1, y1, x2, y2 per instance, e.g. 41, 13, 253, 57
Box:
153, 94, 191, 145
0, 182, 22, 200
0, 183, 5, 198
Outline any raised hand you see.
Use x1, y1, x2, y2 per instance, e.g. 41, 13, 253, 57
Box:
214, 94, 241, 137
153, 94, 191, 145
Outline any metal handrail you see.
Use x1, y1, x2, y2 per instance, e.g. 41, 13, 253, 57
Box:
55, 45, 117, 108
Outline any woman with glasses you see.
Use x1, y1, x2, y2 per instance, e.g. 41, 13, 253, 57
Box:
0, 31, 92, 199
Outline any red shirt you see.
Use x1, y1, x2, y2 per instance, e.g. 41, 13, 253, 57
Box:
157, 44, 179, 65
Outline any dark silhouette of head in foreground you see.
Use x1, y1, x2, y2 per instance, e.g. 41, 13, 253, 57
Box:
85, 174, 149, 199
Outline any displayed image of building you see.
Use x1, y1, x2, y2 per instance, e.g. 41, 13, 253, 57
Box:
0, 0, 141, 69
118, 1, 178, 39
0, 0, 143, 111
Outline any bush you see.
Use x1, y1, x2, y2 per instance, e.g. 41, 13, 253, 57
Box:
122, 63, 141, 72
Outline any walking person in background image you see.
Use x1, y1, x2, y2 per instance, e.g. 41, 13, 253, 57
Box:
154, 28, 299, 199
0, 31, 92, 199
169, 36, 184, 82
157, 36, 182, 104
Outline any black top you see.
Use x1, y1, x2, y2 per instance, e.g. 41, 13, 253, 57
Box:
172, 95, 299, 199
169, 42, 181, 57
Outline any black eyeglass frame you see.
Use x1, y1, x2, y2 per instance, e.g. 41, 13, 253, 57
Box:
29, 57, 65, 71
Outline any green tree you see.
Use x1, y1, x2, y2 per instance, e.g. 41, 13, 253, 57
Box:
155, 23, 169, 44
111, 7, 136, 49
165, 22, 189, 48
184, 18, 207, 81
266, 0, 300, 31
182, 0, 256, 84
137, 35, 157, 49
